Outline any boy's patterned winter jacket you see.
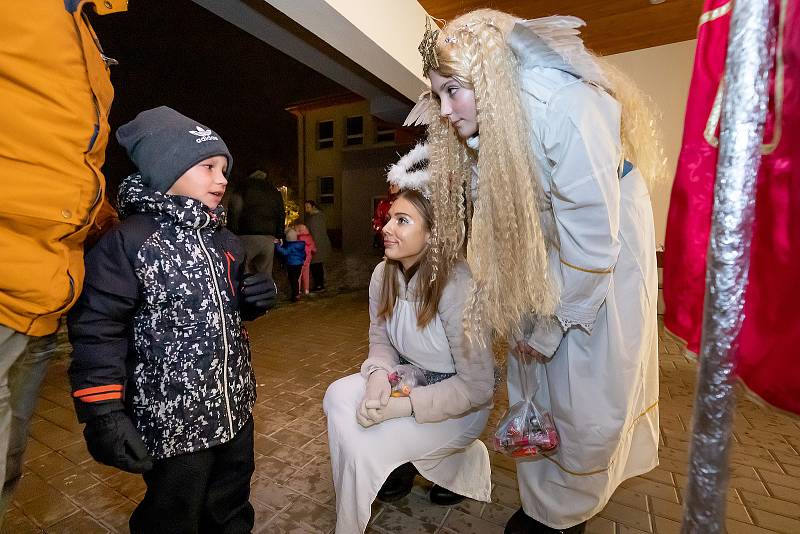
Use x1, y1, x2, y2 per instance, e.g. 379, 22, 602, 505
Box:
68, 174, 257, 459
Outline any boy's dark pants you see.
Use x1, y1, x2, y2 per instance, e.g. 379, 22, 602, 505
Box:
129, 417, 255, 534
287, 264, 302, 300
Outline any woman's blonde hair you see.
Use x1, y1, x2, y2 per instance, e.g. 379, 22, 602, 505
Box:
427, 9, 555, 339
424, 9, 665, 339
378, 189, 450, 327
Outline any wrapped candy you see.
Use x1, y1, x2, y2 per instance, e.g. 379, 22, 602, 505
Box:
492, 400, 558, 457
493, 354, 559, 457
388, 364, 427, 397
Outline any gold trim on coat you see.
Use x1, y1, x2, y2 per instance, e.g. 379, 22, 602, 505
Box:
543, 401, 660, 477
702, 0, 786, 154
698, 1, 732, 27
559, 258, 614, 274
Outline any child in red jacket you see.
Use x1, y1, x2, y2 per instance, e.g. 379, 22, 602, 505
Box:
294, 224, 317, 295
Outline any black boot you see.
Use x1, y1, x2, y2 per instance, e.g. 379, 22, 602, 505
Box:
377, 463, 417, 503
505, 507, 586, 534
429, 484, 465, 506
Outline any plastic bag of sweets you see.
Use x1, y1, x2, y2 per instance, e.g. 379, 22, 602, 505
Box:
388, 364, 427, 397
493, 353, 559, 457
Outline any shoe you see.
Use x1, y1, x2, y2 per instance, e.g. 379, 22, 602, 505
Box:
311, 286, 326, 293
505, 508, 586, 534
504, 507, 532, 534
429, 484, 465, 506
376, 463, 416, 503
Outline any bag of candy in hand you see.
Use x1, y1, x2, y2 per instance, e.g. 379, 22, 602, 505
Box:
388, 364, 427, 397
493, 353, 559, 457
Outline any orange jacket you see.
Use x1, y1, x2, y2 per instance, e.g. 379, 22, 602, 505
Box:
0, 0, 127, 336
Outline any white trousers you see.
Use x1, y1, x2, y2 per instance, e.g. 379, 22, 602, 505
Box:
324, 373, 492, 533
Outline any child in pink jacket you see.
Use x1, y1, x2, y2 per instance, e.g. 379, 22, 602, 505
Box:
294, 224, 317, 295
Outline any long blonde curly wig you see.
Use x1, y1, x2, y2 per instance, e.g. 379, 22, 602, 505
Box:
426, 9, 555, 340
596, 57, 669, 188
424, 9, 665, 339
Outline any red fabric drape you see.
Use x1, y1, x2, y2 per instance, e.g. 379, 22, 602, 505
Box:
664, 0, 800, 414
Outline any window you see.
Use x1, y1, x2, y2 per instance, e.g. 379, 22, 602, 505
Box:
317, 120, 334, 149
345, 116, 364, 146
319, 176, 335, 204
375, 127, 396, 144
373, 118, 396, 144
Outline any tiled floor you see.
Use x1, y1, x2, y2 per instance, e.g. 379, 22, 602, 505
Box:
3, 289, 800, 533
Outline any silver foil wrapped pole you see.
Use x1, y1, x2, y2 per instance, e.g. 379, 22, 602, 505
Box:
681, 0, 774, 532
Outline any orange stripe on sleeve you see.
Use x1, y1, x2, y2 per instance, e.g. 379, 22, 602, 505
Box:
73, 384, 123, 398
78, 392, 123, 403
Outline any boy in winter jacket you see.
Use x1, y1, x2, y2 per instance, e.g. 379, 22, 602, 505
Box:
275, 226, 306, 302
67, 106, 276, 533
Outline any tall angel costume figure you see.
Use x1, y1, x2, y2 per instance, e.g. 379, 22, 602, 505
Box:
323, 144, 496, 533
411, 9, 662, 532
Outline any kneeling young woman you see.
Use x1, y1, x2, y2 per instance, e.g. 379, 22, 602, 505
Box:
324, 187, 495, 534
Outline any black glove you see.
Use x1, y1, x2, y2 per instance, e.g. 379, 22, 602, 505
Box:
240, 272, 277, 319
83, 411, 153, 474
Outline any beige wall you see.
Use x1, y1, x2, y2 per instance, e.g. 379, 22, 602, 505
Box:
605, 39, 697, 245
300, 100, 373, 231
341, 146, 407, 253
299, 99, 404, 246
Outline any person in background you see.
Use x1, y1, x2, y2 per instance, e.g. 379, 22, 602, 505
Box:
294, 224, 317, 296
229, 170, 285, 280
372, 183, 399, 249
304, 200, 332, 292
275, 226, 307, 302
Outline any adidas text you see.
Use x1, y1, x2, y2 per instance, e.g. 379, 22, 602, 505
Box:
195, 135, 219, 143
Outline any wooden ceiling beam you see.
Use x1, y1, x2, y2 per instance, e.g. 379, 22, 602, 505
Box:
418, 0, 704, 54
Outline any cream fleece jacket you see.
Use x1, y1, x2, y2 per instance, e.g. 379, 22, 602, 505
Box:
361, 261, 495, 423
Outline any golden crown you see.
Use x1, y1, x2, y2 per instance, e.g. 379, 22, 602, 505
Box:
418, 17, 439, 77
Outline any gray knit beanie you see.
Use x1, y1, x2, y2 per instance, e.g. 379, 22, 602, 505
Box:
116, 106, 233, 193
